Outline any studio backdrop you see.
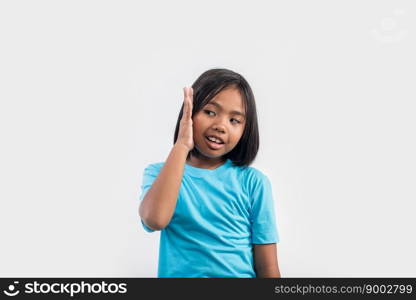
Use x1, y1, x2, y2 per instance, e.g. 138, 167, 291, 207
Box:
0, 0, 415, 277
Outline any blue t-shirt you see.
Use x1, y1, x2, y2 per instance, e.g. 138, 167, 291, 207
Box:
138, 158, 279, 278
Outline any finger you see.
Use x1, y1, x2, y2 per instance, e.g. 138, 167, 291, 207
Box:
185, 87, 193, 119
183, 87, 192, 120
185, 86, 193, 99
182, 87, 189, 120
188, 87, 193, 112
183, 86, 187, 99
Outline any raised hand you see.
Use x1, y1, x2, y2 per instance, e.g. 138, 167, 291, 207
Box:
175, 87, 194, 151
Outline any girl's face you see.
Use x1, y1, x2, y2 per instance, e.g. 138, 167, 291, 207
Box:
192, 87, 246, 159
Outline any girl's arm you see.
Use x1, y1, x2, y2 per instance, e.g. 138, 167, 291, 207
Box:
139, 87, 194, 231
253, 243, 281, 278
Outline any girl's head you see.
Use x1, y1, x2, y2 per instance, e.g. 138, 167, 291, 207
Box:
174, 68, 259, 167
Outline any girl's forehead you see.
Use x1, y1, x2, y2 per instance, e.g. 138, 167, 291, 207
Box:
205, 88, 246, 116
208, 88, 244, 107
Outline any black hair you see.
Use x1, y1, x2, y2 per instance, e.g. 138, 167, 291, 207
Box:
173, 68, 259, 167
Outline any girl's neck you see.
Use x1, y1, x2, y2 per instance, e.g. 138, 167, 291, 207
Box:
186, 152, 226, 170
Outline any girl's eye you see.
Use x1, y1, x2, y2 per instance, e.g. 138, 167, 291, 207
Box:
204, 109, 241, 124
204, 110, 216, 116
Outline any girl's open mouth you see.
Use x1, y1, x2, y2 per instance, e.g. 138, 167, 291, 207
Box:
205, 136, 225, 150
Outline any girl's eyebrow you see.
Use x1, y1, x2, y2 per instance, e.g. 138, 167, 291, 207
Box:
206, 101, 246, 117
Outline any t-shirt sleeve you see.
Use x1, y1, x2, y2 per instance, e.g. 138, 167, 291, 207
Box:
249, 170, 280, 244
138, 163, 161, 233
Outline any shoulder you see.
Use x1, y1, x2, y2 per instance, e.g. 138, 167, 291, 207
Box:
143, 161, 164, 174
234, 164, 271, 192
236, 166, 274, 207
238, 164, 269, 182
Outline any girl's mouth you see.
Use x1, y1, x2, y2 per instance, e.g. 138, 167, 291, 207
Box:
205, 136, 225, 150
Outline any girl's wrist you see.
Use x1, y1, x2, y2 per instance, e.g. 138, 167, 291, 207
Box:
173, 142, 192, 154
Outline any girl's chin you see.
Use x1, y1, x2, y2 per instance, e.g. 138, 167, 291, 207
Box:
194, 145, 224, 159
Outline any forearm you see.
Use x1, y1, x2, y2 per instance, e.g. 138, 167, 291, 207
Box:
139, 143, 189, 230
255, 266, 281, 278
253, 243, 281, 278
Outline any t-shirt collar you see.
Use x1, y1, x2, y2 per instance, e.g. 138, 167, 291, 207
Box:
184, 159, 233, 178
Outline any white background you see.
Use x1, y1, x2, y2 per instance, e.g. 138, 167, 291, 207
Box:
0, 0, 415, 277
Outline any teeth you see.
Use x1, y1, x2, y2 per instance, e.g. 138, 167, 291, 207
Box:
207, 136, 222, 144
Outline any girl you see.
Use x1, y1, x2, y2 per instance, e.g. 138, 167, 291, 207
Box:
139, 68, 281, 278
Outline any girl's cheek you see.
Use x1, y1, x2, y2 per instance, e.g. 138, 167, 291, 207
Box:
192, 116, 202, 128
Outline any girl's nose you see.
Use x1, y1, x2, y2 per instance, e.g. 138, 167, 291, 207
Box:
213, 124, 226, 133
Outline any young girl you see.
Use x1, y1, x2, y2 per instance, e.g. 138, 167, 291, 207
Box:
139, 68, 281, 278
